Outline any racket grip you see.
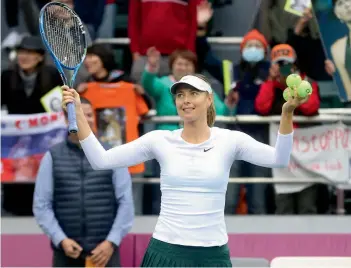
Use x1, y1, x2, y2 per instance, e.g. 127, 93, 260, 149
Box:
67, 102, 78, 133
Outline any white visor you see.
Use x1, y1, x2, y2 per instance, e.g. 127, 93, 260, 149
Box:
170, 75, 213, 95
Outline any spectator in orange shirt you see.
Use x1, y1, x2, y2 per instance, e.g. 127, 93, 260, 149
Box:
76, 44, 152, 109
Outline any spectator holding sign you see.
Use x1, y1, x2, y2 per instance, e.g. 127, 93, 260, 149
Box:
288, 7, 335, 81
255, 44, 321, 214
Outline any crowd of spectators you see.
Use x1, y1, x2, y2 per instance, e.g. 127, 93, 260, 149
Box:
1, 0, 347, 217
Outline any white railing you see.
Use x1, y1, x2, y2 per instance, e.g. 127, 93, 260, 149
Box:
318, 108, 351, 115
143, 114, 351, 124
144, 108, 351, 118
95, 37, 244, 45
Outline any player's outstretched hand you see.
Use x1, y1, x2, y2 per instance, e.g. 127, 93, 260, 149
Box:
282, 86, 310, 114
62, 85, 81, 111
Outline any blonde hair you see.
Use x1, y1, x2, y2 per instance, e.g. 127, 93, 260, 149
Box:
192, 74, 216, 127
206, 101, 215, 127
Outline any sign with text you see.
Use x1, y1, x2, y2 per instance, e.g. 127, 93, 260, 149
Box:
1, 112, 67, 182
269, 123, 351, 192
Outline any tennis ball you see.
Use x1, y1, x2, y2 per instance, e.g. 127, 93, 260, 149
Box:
283, 87, 293, 102
297, 80, 312, 98
286, 74, 302, 88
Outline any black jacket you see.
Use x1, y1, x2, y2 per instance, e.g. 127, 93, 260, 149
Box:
1, 65, 62, 114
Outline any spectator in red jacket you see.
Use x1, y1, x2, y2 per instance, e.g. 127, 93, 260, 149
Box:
255, 44, 320, 117
255, 44, 321, 215
128, 0, 198, 83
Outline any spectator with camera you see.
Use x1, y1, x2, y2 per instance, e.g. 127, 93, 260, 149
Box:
255, 44, 320, 214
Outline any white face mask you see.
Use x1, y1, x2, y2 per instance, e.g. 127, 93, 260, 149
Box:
242, 47, 265, 63
334, 0, 351, 23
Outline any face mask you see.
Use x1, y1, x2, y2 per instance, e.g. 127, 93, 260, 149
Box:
242, 47, 265, 63
279, 63, 294, 76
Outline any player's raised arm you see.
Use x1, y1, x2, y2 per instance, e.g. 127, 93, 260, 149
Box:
62, 86, 155, 169
235, 74, 312, 168
233, 130, 293, 169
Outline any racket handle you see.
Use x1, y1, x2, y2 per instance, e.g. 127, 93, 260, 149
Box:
67, 102, 78, 133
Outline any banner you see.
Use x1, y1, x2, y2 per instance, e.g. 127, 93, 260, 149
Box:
314, 1, 351, 101
1, 112, 67, 182
270, 123, 351, 193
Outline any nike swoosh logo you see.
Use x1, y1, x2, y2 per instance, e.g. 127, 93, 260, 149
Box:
204, 147, 214, 152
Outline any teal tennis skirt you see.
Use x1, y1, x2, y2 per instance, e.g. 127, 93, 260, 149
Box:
140, 238, 232, 267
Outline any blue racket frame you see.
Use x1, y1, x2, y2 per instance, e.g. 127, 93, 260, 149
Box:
39, 2, 87, 133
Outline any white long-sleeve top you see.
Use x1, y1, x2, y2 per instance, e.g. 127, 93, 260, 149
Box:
80, 127, 293, 247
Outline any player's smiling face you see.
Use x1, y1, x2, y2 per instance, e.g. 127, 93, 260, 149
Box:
175, 87, 212, 124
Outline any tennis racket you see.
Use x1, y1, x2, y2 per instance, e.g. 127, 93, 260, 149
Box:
39, 2, 87, 133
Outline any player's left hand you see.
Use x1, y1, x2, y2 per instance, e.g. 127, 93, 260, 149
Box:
90, 240, 114, 267
282, 86, 310, 114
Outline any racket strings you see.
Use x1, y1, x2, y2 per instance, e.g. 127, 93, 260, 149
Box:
42, 5, 85, 68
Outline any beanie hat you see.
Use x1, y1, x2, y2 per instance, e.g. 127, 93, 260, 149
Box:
240, 29, 268, 52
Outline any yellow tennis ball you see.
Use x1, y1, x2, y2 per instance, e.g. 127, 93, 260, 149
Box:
286, 74, 302, 88
297, 80, 312, 98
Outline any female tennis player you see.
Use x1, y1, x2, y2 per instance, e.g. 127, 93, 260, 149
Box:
62, 74, 307, 267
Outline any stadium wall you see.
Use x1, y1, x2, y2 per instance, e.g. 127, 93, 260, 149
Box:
2, 216, 351, 267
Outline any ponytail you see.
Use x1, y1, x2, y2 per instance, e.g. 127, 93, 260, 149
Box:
207, 101, 216, 127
